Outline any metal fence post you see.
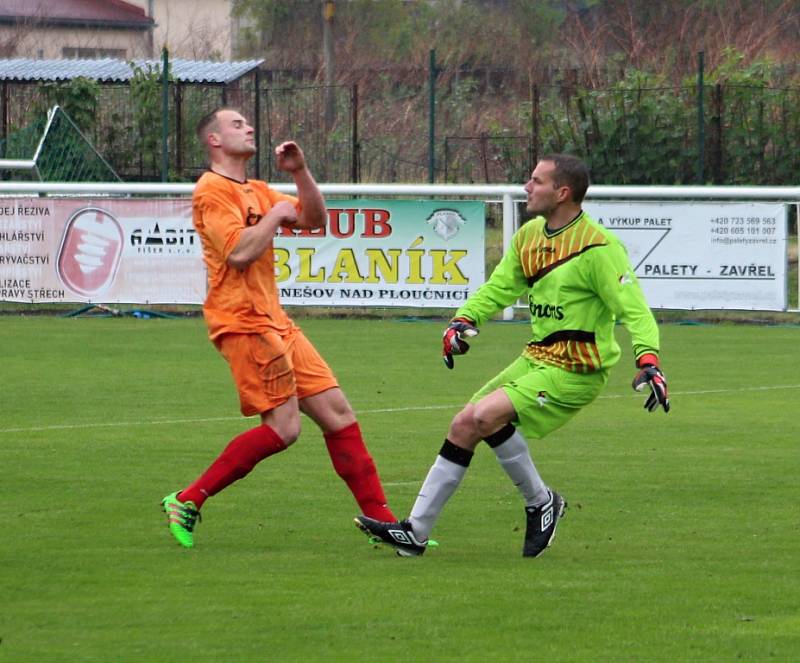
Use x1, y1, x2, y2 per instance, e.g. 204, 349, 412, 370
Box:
1, 82, 7, 150
351, 83, 359, 183
428, 48, 437, 184
711, 82, 723, 183
161, 46, 169, 182
530, 83, 539, 173
697, 51, 705, 184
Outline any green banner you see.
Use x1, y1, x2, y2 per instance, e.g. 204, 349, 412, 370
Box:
274, 199, 485, 307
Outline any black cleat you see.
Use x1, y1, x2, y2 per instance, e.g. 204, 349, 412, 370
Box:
523, 490, 566, 557
354, 516, 427, 557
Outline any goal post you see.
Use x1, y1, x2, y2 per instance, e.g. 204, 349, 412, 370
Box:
0, 105, 121, 183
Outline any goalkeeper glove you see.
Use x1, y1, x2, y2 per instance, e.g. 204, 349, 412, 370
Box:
632, 353, 670, 413
442, 317, 479, 369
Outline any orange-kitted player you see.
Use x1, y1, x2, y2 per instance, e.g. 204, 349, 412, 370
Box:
160, 107, 395, 548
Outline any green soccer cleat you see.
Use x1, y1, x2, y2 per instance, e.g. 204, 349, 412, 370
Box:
161, 491, 201, 548
365, 534, 439, 550
355, 516, 441, 557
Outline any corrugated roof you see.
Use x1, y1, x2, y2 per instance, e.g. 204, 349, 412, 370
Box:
0, 57, 264, 84
0, 0, 153, 27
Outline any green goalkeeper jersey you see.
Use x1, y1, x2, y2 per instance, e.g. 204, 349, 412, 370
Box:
456, 210, 659, 373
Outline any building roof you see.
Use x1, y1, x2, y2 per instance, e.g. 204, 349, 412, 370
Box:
0, 57, 265, 84
0, 0, 153, 29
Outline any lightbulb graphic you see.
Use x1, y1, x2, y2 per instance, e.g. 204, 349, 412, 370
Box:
57, 207, 124, 296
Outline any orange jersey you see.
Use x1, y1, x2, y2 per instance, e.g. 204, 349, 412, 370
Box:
192, 171, 300, 340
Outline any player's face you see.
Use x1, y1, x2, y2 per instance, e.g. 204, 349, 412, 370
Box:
213, 110, 256, 157
524, 161, 567, 216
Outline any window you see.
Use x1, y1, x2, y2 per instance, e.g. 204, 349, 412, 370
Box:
62, 47, 126, 59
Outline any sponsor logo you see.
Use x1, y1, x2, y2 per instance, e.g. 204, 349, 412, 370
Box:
427, 208, 465, 240
529, 298, 564, 320
245, 206, 262, 226
57, 207, 124, 296
130, 222, 197, 254
387, 526, 424, 548
389, 529, 413, 545
540, 506, 554, 530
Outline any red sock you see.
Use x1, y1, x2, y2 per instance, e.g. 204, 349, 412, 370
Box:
324, 421, 396, 521
179, 424, 286, 509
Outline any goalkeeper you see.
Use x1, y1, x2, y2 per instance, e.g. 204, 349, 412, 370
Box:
356, 153, 669, 558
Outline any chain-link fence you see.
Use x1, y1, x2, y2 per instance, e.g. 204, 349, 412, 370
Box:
0, 75, 255, 182
1, 70, 799, 185
261, 84, 355, 183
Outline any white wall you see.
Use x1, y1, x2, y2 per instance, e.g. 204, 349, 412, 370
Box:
127, 0, 235, 59
0, 24, 150, 60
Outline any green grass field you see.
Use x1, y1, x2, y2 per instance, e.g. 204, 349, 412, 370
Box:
1, 316, 799, 661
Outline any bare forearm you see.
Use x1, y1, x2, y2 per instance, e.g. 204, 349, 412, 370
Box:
227, 209, 286, 269
294, 167, 326, 229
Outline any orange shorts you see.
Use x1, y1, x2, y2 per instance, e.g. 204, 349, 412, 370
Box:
215, 328, 339, 416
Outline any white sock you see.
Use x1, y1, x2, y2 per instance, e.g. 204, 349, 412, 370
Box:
491, 429, 549, 507
408, 450, 470, 541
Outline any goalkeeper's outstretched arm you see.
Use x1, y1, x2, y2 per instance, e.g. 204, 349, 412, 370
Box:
454, 239, 528, 327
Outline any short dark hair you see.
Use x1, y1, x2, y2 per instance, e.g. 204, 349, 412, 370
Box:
196, 106, 239, 143
539, 153, 590, 203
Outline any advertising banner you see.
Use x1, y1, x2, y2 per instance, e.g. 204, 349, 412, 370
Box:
0, 198, 203, 304
1, 197, 786, 310
274, 199, 485, 307
0, 198, 485, 307
583, 201, 788, 310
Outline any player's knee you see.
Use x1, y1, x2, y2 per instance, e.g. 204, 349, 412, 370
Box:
281, 422, 301, 446
448, 407, 478, 440
472, 404, 505, 439
268, 417, 301, 447
325, 391, 355, 426
329, 404, 355, 431
330, 391, 354, 417
262, 398, 302, 446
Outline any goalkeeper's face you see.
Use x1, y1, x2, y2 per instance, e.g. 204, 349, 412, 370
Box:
524, 160, 566, 217
213, 110, 257, 158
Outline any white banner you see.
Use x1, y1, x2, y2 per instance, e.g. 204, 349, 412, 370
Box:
0, 198, 204, 304
0, 197, 485, 308
583, 202, 788, 310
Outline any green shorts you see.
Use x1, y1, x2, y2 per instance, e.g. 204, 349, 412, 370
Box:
470, 355, 609, 440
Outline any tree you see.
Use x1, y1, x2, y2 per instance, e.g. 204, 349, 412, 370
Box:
232, 0, 800, 85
